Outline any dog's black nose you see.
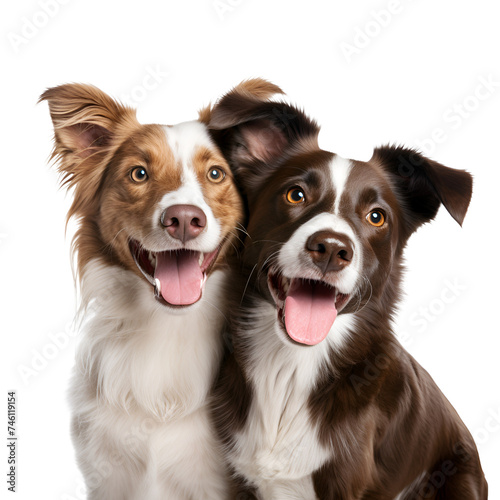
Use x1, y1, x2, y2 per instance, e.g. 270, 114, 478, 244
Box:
160, 204, 207, 243
306, 230, 353, 275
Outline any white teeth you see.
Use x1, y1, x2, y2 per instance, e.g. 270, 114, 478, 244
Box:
148, 252, 156, 268
198, 253, 204, 267
154, 278, 161, 298
281, 277, 289, 294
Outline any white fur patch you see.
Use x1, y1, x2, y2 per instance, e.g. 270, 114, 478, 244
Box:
137, 122, 221, 253
277, 212, 362, 296
330, 155, 353, 214
71, 259, 230, 499
151, 184, 221, 253
229, 299, 356, 496
164, 120, 214, 163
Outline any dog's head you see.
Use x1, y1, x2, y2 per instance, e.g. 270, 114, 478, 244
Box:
207, 82, 472, 346
40, 84, 243, 309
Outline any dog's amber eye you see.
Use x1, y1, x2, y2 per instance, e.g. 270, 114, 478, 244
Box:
130, 167, 148, 183
366, 210, 385, 227
208, 167, 226, 183
286, 187, 306, 204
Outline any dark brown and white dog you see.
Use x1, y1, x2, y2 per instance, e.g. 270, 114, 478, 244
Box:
40, 84, 244, 499
206, 81, 488, 499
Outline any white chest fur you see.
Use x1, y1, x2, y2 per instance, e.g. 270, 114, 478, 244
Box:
70, 259, 229, 499
229, 300, 355, 498
75, 259, 227, 418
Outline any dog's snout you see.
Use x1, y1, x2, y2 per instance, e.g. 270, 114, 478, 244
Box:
160, 204, 207, 243
306, 230, 353, 275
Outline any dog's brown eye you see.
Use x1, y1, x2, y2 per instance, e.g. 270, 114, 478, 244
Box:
130, 167, 148, 183
367, 210, 385, 227
286, 187, 305, 204
208, 167, 226, 183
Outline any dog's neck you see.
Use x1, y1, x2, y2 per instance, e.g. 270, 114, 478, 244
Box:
75, 258, 228, 421
233, 293, 355, 393
233, 270, 400, 401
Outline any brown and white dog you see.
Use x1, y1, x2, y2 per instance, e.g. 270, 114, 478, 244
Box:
40, 84, 243, 499
206, 81, 488, 499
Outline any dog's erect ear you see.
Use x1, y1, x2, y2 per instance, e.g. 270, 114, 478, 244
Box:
373, 146, 473, 233
203, 79, 320, 191
39, 84, 138, 218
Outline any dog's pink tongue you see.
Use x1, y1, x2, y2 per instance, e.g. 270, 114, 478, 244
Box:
155, 250, 203, 306
284, 280, 337, 345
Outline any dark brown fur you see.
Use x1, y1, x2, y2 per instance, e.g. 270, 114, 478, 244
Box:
207, 80, 487, 499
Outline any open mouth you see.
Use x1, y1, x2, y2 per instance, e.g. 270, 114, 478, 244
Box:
129, 240, 220, 307
268, 272, 350, 346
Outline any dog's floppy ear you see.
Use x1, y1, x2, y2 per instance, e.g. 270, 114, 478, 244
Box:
204, 79, 320, 192
373, 145, 473, 234
199, 78, 284, 125
39, 84, 138, 218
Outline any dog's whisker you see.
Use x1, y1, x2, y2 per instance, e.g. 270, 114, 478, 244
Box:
107, 228, 127, 248
249, 239, 282, 246
235, 223, 251, 239
255, 248, 282, 286
240, 263, 259, 305
201, 297, 230, 324
349, 275, 373, 315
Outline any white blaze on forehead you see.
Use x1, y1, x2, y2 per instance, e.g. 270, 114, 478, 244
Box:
146, 123, 222, 252
159, 121, 217, 215
330, 155, 353, 214
163, 120, 215, 164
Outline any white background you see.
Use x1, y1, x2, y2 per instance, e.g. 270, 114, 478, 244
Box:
1, 0, 499, 498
